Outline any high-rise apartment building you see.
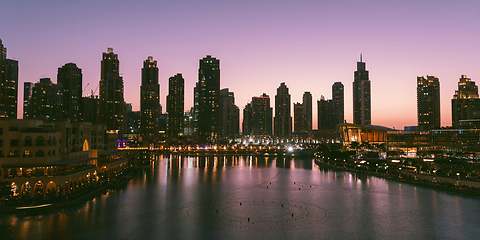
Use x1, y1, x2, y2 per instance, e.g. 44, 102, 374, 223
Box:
332, 82, 344, 124
81, 94, 99, 124
99, 47, 125, 133
197, 55, 220, 142
452, 75, 480, 128
317, 96, 334, 130
167, 73, 184, 138
417, 76, 440, 130
57, 63, 82, 122
140, 56, 160, 143
353, 55, 371, 125
274, 82, 292, 137
294, 103, 304, 133
219, 88, 239, 138
318, 82, 344, 130
23, 82, 33, 119
27, 78, 63, 121
302, 92, 312, 133
243, 93, 272, 136
0, 39, 18, 119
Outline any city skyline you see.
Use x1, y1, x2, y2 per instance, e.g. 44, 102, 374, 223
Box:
1, 0, 479, 130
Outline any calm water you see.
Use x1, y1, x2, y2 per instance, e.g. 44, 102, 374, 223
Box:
1, 155, 479, 240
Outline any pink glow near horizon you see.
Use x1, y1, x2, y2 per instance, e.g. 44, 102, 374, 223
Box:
1, 0, 479, 130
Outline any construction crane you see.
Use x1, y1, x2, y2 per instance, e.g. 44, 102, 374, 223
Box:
92, 83, 99, 95
82, 83, 89, 96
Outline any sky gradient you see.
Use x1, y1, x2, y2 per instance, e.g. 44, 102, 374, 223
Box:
1, 0, 479, 130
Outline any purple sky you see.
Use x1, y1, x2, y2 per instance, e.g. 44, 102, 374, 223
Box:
1, 0, 479, 130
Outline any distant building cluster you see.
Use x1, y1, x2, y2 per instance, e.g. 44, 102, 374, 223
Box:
1, 38, 479, 153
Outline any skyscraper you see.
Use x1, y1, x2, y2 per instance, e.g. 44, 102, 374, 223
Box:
317, 82, 344, 131
452, 75, 480, 128
243, 93, 273, 136
27, 78, 63, 121
417, 76, 440, 130
140, 56, 160, 143
294, 103, 304, 133
197, 55, 220, 142
167, 73, 184, 138
353, 55, 371, 125
317, 96, 334, 130
219, 88, 240, 138
274, 82, 292, 137
302, 92, 312, 133
332, 82, 344, 124
23, 82, 33, 119
0, 39, 18, 119
99, 47, 125, 133
57, 63, 82, 122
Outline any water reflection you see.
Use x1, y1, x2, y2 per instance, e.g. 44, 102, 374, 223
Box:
1, 155, 480, 240
161, 155, 315, 170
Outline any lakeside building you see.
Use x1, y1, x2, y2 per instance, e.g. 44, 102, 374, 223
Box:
339, 120, 480, 157
0, 119, 128, 198
338, 123, 391, 147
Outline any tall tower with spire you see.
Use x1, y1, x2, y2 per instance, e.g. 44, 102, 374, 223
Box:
353, 54, 371, 125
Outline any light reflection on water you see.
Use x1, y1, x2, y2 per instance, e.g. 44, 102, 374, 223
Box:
0, 154, 479, 240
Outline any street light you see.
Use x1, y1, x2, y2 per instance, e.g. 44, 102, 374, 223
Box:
457, 172, 460, 183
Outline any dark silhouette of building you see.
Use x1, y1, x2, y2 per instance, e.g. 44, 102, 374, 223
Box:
318, 81, 344, 131
140, 56, 160, 143
192, 82, 199, 134
294, 102, 304, 134
417, 76, 440, 130
317, 96, 334, 130
23, 82, 33, 119
219, 88, 239, 138
332, 82, 344, 124
167, 73, 184, 138
274, 82, 291, 137
0, 39, 18, 119
452, 75, 480, 128
302, 92, 312, 133
99, 47, 125, 133
57, 63, 82, 122
197, 55, 220, 142
27, 78, 63, 121
126, 103, 140, 134
353, 55, 371, 125
243, 93, 272, 136
81, 94, 99, 124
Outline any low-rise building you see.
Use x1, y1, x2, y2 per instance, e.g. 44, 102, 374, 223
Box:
0, 119, 127, 198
